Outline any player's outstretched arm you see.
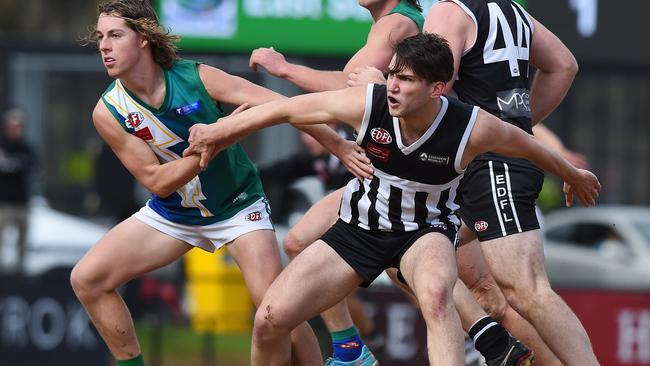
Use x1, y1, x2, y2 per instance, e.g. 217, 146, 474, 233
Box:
463, 109, 600, 207
249, 47, 350, 92
198, 63, 370, 176
92, 101, 202, 198
249, 13, 416, 92
529, 16, 578, 125
185, 86, 368, 165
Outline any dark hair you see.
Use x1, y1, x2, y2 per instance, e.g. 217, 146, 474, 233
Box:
389, 33, 453, 83
405, 0, 423, 12
81, 0, 179, 69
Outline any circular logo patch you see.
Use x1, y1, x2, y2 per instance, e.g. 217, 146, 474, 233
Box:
474, 221, 489, 232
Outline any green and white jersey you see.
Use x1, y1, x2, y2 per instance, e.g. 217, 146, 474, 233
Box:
389, 0, 425, 32
101, 59, 265, 225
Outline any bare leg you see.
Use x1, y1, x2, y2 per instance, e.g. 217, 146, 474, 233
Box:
284, 188, 359, 332
457, 239, 561, 365
251, 241, 363, 366
346, 290, 375, 336
481, 230, 599, 366
399, 232, 464, 365
227, 229, 321, 366
70, 217, 192, 360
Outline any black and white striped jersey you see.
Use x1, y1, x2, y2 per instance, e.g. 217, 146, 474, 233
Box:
339, 84, 478, 232
450, 0, 534, 131
449, 0, 535, 167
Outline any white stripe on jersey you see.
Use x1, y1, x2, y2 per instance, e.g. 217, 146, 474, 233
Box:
356, 83, 375, 145
394, 96, 449, 154
454, 106, 479, 173
103, 80, 213, 217
447, 0, 479, 56
511, 1, 535, 34
339, 167, 462, 232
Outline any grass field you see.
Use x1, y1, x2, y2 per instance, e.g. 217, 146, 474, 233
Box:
135, 322, 251, 366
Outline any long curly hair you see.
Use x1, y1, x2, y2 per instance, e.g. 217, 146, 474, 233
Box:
81, 0, 179, 69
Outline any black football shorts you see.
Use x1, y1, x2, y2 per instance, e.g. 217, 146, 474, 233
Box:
321, 219, 458, 287
458, 159, 544, 242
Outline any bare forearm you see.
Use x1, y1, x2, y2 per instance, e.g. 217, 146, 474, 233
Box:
284, 64, 349, 92
205, 100, 293, 148
296, 124, 344, 154
147, 155, 202, 197
511, 133, 578, 182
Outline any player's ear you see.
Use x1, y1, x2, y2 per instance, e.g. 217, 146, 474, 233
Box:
430, 81, 446, 99
139, 34, 149, 49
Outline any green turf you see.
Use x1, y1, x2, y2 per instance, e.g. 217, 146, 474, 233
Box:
135, 322, 251, 366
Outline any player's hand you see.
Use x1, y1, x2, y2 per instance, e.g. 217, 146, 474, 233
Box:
347, 66, 386, 87
249, 47, 288, 77
563, 169, 601, 207
335, 140, 373, 181
184, 123, 213, 169
184, 103, 249, 170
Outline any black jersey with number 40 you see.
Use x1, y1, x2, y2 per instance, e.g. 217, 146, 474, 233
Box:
450, 0, 534, 138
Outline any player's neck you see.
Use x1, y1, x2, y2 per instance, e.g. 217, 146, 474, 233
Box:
368, 0, 400, 21
120, 59, 166, 109
400, 98, 442, 142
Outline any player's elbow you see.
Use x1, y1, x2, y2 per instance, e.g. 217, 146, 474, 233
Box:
151, 184, 175, 198
144, 179, 175, 198
563, 54, 579, 78
553, 51, 578, 79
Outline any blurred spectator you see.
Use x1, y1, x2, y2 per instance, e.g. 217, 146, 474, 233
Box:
0, 108, 35, 275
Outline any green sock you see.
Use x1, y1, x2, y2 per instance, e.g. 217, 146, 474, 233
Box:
116, 354, 145, 366
331, 326, 359, 341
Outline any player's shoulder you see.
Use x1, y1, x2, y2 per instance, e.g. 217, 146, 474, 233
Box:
196, 63, 232, 90
375, 11, 420, 33
92, 98, 110, 121
426, 1, 474, 24
92, 100, 120, 138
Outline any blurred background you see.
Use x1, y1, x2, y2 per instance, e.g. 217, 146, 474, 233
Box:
0, 0, 648, 365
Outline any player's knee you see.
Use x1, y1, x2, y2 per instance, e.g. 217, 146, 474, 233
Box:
70, 261, 119, 302
502, 281, 553, 315
252, 304, 288, 345
417, 282, 453, 321
282, 229, 309, 259
70, 264, 102, 301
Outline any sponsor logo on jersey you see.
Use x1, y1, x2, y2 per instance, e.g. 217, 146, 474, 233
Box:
125, 111, 145, 129
233, 192, 248, 204
366, 142, 391, 162
418, 152, 450, 165
174, 100, 202, 116
496, 88, 531, 119
245, 211, 262, 221
474, 221, 489, 232
134, 126, 153, 141
432, 223, 448, 231
370, 128, 393, 144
